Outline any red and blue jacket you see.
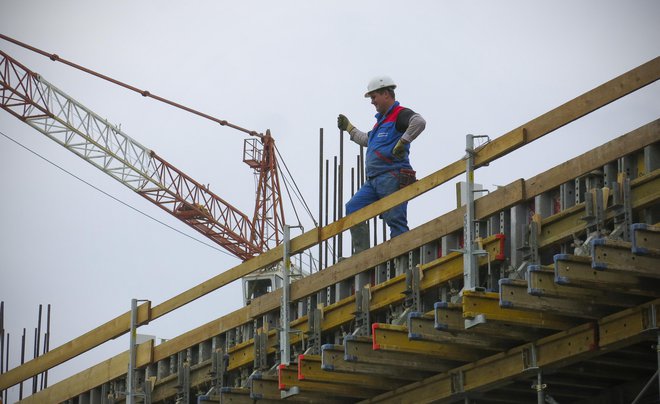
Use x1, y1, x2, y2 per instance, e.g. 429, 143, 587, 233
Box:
366, 101, 413, 178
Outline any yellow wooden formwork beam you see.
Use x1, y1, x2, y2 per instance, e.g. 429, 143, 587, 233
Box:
462, 290, 579, 330
408, 311, 514, 351
320, 344, 432, 381
554, 254, 660, 296
434, 301, 547, 342
371, 323, 484, 362
499, 278, 611, 319
526, 266, 646, 308
592, 239, 660, 278
277, 363, 380, 399
298, 354, 406, 390
598, 299, 660, 350
632, 223, 660, 254
344, 335, 457, 373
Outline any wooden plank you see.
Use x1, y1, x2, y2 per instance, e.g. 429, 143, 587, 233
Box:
4, 60, 658, 392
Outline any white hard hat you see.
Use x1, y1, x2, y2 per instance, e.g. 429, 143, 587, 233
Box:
364, 75, 397, 97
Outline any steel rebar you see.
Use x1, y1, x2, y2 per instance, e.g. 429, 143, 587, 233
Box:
318, 128, 324, 273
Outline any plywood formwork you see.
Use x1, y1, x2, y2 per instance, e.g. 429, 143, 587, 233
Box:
3, 58, 660, 403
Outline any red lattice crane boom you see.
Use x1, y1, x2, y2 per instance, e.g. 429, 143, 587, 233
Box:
0, 49, 284, 261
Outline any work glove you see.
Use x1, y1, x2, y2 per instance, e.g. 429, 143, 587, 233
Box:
337, 114, 354, 133
392, 138, 408, 159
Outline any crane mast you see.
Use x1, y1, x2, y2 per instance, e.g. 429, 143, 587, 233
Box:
0, 49, 284, 261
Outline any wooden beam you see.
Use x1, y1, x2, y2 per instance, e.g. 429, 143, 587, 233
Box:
278, 363, 380, 399
408, 312, 513, 350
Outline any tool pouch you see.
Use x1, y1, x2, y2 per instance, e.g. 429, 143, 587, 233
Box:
398, 169, 417, 189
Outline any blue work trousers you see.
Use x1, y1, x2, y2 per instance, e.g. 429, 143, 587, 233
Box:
345, 171, 408, 238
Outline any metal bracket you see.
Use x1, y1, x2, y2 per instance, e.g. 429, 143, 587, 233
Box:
522, 343, 539, 372
254, 331, 268, 370
306, 307, 323, 353
450, 370, 465, 394
353, 287, 371, 337
403, 252, 422, 313
175, 355, 190, 404
281, 385, 301, 399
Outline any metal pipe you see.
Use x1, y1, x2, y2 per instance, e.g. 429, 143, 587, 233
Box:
657, 330, 659, 401
318, 128, 324, 273
382, 218, 387, 242
631, 369, 659, 404
537, 370, 545, 404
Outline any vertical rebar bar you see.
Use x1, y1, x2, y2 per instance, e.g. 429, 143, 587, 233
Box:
43, 304, 51, 388
360, 146, 365, 187
0, 301, 4, 376
333, 156, 337, 265
318, 128, 324, 273
3, 333, 8, 404
41, 303, 50, 390
127, 298, 138, 404
338, 130, 344, 258
19, 328, 25, 400
325, 159, 329, 269
382, 218, 387, 242
33, 304, 42, 393
351, 167, 355, 197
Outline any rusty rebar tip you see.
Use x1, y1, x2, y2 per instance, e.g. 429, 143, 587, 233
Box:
49, 54, 59, 61
141, 90, 150, 97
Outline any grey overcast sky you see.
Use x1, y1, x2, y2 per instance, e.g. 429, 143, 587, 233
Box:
1, 0, 659, 400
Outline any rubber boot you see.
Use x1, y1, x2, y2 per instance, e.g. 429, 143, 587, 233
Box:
350, 221, 370, 255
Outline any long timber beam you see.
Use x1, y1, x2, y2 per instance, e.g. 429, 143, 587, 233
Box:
2, 59, 657, 392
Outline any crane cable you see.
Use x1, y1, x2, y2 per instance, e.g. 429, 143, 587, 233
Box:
0, 33, 262, 138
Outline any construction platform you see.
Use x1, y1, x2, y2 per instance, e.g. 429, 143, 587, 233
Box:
1, 59, 659, 404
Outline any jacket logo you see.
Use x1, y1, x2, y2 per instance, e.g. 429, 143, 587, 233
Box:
376, 131, 388, 137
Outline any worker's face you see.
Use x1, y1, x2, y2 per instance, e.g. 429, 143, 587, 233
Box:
369, 90, 392, 115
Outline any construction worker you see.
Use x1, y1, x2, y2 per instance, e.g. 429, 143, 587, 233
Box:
338, 75, 426, 254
